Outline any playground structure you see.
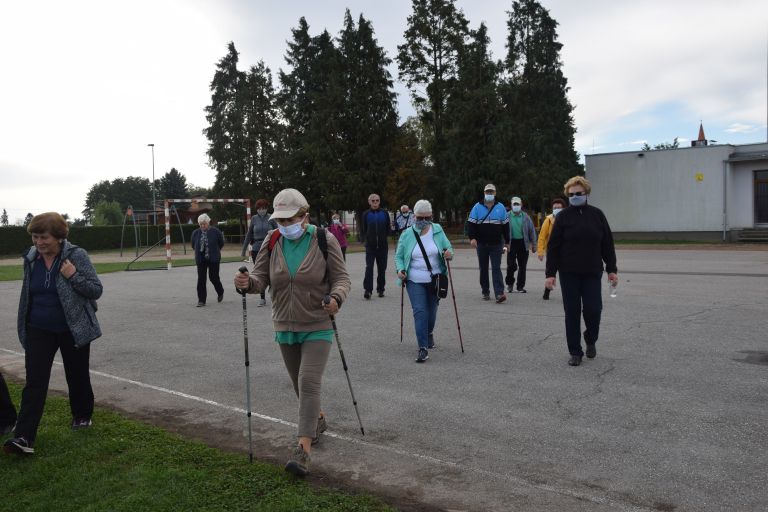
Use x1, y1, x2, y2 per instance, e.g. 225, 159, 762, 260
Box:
164, 198, 251, 270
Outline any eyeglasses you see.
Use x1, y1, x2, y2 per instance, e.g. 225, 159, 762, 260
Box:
415, 216, 431, 221
370, 199, 380, 203
567, 191, 585, 197
484, 191, 494, 194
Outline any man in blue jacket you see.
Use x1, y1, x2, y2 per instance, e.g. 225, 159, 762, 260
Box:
467, 184, 510, 303
360, 193, 392, 299
191, 213, 225, 307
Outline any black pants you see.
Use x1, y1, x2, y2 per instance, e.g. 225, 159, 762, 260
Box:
505, 239, 529, 290
364, 245, 388, 294
196, 259, 224, 303
0, 373, 17, 427
15, 327, 94, 445
559, 272, 603, 356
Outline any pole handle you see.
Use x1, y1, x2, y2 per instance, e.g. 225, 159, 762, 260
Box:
238, 266, 249, 296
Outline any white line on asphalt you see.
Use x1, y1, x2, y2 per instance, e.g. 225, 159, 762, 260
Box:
0, 347, 655, 512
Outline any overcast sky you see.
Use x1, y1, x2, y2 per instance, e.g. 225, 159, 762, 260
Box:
1, 0, 767, 223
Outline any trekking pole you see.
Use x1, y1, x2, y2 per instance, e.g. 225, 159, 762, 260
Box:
323, 295, 365, 436
400, 281, 404, 343
237, 266, 254, 462
446, 259, 465, 353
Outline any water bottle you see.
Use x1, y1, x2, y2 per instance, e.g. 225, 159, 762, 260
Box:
609, 278, 618, 298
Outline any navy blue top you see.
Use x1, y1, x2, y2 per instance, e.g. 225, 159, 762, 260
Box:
28, 256, 69, 332
361, 209, 391, 248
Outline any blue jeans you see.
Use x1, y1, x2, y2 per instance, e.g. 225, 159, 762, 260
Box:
559, 272, 603, 356
406, 281, 440, 349
476, 243, 504, 296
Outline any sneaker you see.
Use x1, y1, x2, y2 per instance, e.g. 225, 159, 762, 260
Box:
416, 348, 429, 363
3, 436, 34, 455
258, 298, 267, 307
311, 415, 327, 446
428, 334, 435, 349
377, 291, 385, 298
364, 291, 371, 300
217, 293, 224, 303
482, 293, 490, 301
517, 289, 527, 294
507, 285, 515, 293
71, 418, 92, 430
586, 344, 597, 359
196, 302, 205, 307
495, 294, 507, 303
285, 445, 310, 476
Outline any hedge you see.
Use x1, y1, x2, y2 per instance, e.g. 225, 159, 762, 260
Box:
0, 224, 246, 256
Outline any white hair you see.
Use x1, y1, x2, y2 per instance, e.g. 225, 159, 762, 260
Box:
413, 199, 432, 216
197, 213, 211, 224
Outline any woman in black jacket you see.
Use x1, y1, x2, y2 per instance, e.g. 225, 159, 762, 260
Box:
545, 176, 618, 366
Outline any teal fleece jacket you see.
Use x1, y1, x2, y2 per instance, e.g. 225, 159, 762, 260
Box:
395, 223, 454, 284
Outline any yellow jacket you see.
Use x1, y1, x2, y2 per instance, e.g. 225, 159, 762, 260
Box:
537, 214, 556, 258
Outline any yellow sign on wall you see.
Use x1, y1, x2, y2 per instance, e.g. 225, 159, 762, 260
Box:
695, 172, 704, 182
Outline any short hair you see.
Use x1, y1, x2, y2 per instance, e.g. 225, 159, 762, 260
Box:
563, 176, 592, 195
27, 212, 69, 239
368, 193, 380, 202
551, 197, 567, 208
197, 213, 211, 224
254, 198, 269, 209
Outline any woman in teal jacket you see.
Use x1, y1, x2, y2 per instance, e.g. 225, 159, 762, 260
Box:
395, 200, 453, 363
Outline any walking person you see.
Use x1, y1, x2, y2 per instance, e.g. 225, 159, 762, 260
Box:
545, 177, 618, 366
328, 213, 350, 261
466, 184, 510, 303
241, 199, 277, 306
234, 188, 350, 477
0, 373, 17, 436
505, 196, 537, 293
4, 212, 103, 455
537, 197, 566, 300
360, 193, 391, 299
393, 204, 414, 235
395, 200, 453, 363
191, 213, 225, 307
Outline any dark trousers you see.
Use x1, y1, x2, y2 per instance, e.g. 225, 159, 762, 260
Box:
476, 243, 504, 296
16, 327, 94, 445
505, 239, 529, 290
0, 373, 17, 427
559, 272, 603, 356
364, 245, 388, 294
196, 259, 224, 303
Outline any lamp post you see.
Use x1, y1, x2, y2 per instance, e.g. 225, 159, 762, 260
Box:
147, 143, 156, 225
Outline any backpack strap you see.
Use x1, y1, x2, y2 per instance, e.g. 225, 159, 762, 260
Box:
316, 227, 328, 260
267, 229, 282, 252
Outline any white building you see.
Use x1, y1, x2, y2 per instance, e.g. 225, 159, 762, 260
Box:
585, 128, 768, 242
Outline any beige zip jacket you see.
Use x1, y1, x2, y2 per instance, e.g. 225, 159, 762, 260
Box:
246, 228, 351, 332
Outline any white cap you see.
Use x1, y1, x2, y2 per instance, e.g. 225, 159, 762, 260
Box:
484, 184, 496, 193
511, 196, 522, 205
270, 188, 309, 219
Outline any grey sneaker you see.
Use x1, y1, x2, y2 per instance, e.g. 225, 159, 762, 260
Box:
285, 445, 310, 476
416, 348, 429, 363
71, 418, 92, 430
482, 293, 490, 301
311, 415, 327, 446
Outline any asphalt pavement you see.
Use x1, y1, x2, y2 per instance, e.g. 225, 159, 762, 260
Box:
1, 247, 767, 511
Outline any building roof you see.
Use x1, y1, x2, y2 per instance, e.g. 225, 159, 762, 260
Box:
726, 151, 768, 163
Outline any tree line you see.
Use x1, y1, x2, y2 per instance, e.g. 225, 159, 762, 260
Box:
203, 0, 581, 223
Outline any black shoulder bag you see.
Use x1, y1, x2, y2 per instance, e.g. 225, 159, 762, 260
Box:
414, 228, 448, 299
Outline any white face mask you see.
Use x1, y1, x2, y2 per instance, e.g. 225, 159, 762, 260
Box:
332, 219, 340, 224
511, 205, 521, 213
552, 208, 562, 216
484, 194, 495, 202
278, 219, 305, 240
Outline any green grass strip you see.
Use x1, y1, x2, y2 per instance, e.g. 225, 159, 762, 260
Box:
0, 382, 392, 512
0, 257, 244, 282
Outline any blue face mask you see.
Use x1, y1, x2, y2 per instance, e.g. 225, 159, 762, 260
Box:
569, 195, 587, 207
278, 219, 305, 240
484, 194, 495, 202
414, 219, 431, 230
552, 208, 562, 216
511, 205, 521, 213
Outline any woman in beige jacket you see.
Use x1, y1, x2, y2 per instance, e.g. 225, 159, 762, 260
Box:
234, 188, 350, 477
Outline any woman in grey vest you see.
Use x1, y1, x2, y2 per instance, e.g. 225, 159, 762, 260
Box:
241, 198, 277, 306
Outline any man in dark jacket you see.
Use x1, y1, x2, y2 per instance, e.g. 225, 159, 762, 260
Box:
467, 184, 510, 303
360, 193, 391, 299
191, 213, 225, 307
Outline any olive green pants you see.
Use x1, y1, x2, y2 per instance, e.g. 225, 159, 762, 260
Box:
278, 341, 331, 438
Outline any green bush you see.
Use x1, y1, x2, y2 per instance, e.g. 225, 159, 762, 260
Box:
0, 223, 247, 256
